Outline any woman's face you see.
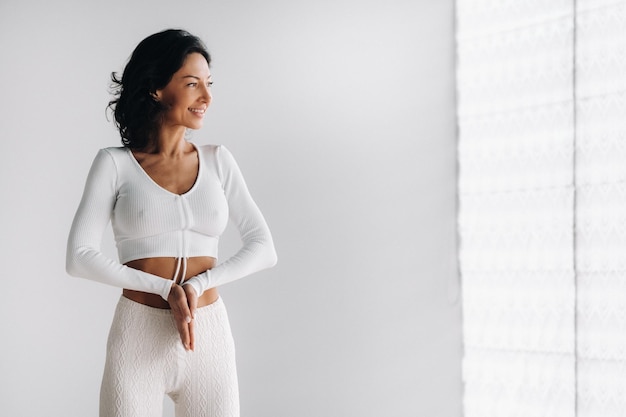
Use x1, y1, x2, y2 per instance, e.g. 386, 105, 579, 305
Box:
155, 52, 212, 131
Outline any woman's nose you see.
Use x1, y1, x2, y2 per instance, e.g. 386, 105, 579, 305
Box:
200, 84, 212, 103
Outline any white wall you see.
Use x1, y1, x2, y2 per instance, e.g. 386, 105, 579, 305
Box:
0, 0, 460, 416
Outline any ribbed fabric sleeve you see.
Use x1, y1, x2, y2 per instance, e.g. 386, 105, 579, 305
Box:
182, 146, 277, 296
66, 149, 174, 300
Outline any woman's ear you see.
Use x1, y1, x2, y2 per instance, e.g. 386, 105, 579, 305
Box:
151, 90, 161, 101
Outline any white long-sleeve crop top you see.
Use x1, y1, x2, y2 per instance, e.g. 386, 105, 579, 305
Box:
66, 143, 277, 300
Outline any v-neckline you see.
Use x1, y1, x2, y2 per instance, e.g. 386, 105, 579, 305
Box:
127, 142, 201, 197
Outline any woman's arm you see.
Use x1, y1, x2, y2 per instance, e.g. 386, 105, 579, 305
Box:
183, 146, 277, 296
66, 149, 174, 300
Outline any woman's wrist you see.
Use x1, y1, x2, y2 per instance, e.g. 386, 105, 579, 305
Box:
182, 278, 201, 298
161, 279, 175, 301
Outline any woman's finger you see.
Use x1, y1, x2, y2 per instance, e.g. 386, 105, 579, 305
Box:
183, 284, 198, 319
168, 284, 192, 350
188, 318, 195, 351
171, 304, 190, 349
182, 285, 197, 351
174, 313, 190, 350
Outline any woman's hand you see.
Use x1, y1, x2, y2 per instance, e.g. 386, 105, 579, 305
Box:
182, 284, 198, 350
168, 284, 194, 351
183, 284, 198, 322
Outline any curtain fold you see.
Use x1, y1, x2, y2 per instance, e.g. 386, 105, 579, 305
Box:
577, 1, 626, 416
457, 1, 576, 416
458, 1, 626, 416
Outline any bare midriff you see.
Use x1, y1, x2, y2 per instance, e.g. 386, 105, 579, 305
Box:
123, 256, 219, 309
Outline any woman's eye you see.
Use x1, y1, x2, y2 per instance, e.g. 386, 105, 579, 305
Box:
207, 81, 213, 87
187, 82, 197, 87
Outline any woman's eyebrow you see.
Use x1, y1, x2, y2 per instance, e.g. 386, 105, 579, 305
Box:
181, 75, 212, 80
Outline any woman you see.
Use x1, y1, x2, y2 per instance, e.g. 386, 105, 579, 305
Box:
66, 29, 277, 417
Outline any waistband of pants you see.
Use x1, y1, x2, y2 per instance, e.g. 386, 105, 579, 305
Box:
117, 294, 225, 317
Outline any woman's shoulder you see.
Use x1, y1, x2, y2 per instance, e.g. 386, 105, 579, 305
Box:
195, 143, 237, 157
94, 146, 129, 164
195, 143, 222, 152
99, 146, 127, 155
195, 143, 231, 161
88, 146, 125, 159
87, 147, 130, 176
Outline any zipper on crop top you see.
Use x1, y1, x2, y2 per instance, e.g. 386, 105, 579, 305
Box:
174, 195, 190, 284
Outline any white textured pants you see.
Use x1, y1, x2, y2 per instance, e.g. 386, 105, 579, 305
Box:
100, 296, 240, 417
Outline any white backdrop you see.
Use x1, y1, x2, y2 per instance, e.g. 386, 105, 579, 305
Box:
0, 1, 460, 416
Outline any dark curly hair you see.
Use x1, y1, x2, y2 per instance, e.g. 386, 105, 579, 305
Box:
108, 29, 211, 150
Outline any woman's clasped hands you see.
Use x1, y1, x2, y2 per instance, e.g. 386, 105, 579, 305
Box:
168, 284, 198, 351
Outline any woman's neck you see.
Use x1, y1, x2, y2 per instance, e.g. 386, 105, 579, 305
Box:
144, 126, 189, 155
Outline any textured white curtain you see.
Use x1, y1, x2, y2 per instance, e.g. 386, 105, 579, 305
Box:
458, 0, 626, 416
577, 1, 626, 416
457, 1, 576, 416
